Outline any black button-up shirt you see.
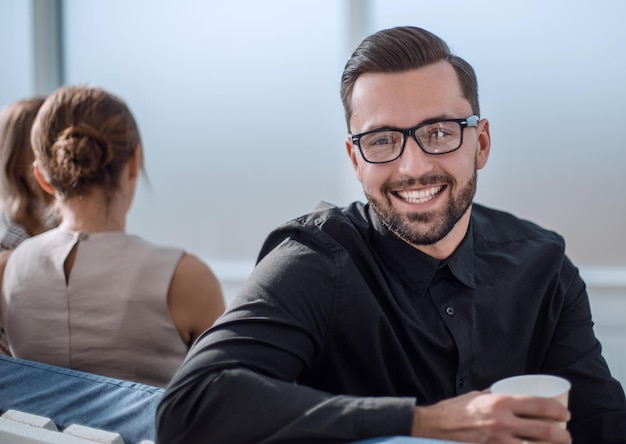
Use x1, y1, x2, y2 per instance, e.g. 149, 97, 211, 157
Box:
157, 202, 626, 443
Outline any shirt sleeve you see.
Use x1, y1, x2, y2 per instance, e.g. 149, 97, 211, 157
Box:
156, 229, 416, 443
544, 255, 626, 442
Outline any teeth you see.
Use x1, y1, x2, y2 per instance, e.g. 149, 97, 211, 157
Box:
397, 186, 442, 204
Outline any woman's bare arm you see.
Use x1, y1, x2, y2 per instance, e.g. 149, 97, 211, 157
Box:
167, 253, 225, 346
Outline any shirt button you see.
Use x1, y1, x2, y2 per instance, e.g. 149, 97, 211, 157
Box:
445, 306, 455, 316
459, 378, 465, 387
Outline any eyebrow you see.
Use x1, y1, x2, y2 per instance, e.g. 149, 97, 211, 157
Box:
356, 114, 461, 134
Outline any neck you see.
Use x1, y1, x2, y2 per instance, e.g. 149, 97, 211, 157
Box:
57, 188, 127, 233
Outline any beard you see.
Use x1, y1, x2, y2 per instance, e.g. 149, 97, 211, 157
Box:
366, 169, 477, 246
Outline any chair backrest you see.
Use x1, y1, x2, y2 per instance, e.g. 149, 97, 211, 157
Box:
0, 355, 164, 444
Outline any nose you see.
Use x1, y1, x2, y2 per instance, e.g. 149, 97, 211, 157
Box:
396, 136, 434, 175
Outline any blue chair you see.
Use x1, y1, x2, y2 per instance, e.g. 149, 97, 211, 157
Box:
0, 354, 163, 444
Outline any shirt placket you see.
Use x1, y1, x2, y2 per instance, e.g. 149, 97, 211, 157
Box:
428, 269, 474, 395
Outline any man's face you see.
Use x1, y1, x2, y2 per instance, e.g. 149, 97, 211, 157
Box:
345, 60, 491, 257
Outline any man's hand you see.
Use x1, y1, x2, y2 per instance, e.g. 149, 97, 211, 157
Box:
411, 390, 571, 443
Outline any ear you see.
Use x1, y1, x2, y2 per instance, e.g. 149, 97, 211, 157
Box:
475, 118, 491, 170
128, 144, 142, 180
32, 163, 56, 196
345, 137, 364, 183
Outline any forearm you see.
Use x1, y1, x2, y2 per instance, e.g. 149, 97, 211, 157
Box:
157, 367, 415, 444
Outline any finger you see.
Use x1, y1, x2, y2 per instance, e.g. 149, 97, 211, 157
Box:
516, 417, 572, 444
510, 395, 570, 423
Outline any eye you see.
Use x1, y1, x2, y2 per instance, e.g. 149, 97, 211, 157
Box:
429, 127, 450, 139
371, 132, 399, 146
361, 131, 401, 148
371, 135, 394, 145
421, 124, 455, 145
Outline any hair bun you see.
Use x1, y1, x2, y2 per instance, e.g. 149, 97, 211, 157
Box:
51, 123, 114, 189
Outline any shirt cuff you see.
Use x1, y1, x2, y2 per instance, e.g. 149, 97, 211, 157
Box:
359, 396, 416, 437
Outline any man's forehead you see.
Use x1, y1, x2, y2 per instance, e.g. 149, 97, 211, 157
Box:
349, 62, 468, 130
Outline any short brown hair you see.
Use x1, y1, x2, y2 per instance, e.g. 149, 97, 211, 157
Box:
340, 26, 480, 129
31, 86, 142, 200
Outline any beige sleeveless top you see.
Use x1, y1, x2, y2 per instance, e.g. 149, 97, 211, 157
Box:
1, 228, 187, 387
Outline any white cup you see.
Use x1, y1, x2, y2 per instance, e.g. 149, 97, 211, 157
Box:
490, 374, 571, 436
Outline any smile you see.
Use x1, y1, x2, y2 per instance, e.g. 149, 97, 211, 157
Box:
396, 185, 444, 204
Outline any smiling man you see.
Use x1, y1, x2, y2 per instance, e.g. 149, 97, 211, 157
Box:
157, 26, 626, 444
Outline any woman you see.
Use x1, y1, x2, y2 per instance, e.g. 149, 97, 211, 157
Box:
0, 97, 57, 250
0, 97, 58, 355
1, 86, 225, 387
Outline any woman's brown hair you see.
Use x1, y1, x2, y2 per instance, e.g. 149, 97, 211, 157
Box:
31, 86, 142, 202
0, 97, 54, 235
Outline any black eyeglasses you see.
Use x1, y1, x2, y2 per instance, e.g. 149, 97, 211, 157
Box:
350, 115, 479, 164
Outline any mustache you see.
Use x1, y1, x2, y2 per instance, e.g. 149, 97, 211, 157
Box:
381, 174, 454, 193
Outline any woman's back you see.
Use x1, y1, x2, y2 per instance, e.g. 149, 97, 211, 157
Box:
0, 85, 225, 386
2, 228, 189, 387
